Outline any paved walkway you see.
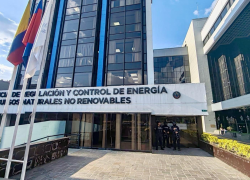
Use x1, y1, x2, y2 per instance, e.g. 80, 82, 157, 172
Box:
13, 148, 249, 180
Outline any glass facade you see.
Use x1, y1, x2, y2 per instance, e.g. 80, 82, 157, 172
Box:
9, 112, 151, 151
15, 65, 40, 90
208, 37, 250, 103
54, 0, 101, 88
215, 107, 250, 134
105, 0, 147, 86
154, 55, 191, 84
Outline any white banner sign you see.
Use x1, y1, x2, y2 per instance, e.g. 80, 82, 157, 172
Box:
0, 84, 208, 116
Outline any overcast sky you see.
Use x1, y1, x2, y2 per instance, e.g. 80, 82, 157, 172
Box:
0, 0, 217, 81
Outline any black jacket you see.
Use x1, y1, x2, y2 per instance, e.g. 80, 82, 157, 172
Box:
154, 125, 163, 137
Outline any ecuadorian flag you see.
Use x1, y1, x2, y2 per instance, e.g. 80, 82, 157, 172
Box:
7, 2, 30, 66
22, 0, 43, 67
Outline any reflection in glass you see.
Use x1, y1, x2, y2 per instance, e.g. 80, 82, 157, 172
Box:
110, 12, 125, 26
58, 59, 75, 67
66, 7, 80, 15
154, 55, 190, 84
107, 71, 124, 85
82, 0, 98, 5
109, 40, 124, 54
126, 23, 141, 32
108, 54, 124, 63
55, 74, 73, 87
126, 0, 140, 5
110, 26, 124, 34
77, 43, 94, 57
124, 70, 142, 84
75, 66, 93, 73
82, 4, 97, 13
126, 10, 141, 24
125, 38, 141, 52
62, 32, 78, 40
73, 73, 92, 87
67, 0, 81, 8
76, 57, 93, 66
80, 17, 96, 30
63, 19, 79, 32
125, 53, 141, 62
79, 29, 95, 38
59, 45, 76, 58
111, 0, 125, 8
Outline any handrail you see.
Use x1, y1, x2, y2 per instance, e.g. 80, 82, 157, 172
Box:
18, 133, 81, 146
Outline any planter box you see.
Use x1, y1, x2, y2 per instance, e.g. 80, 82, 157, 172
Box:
0, 137, 69, 178
199, 141, 250, 178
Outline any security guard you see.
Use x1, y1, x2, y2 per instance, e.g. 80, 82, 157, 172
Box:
171, 122, 180, 151
162, 121, 171, 148
154, 121, 164, 150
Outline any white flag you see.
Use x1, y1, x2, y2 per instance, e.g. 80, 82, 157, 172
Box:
24, 0, 53, 79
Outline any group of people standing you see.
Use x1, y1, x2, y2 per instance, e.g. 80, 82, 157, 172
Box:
154, 121, 181, 151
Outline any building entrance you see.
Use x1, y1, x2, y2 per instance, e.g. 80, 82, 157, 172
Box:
66, 113, 152, 152
152, 116, 199, 149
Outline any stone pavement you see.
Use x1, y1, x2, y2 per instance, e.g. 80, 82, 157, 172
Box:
12, 148, 249, 180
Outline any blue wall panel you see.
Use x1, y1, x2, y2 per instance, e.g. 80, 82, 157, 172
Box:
96, 0, 107, 86
46, 0, 65, 88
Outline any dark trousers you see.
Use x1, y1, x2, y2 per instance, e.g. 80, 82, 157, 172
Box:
155, 135, 163, 150
173, 137, 180, 150
163, 135, 170, 147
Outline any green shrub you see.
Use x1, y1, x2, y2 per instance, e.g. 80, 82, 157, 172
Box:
201, 133, 250, 159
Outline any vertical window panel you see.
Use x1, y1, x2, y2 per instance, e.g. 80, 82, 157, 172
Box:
111, 0, 125, 8
59, 45, 76, 58
77, 43, 94, 57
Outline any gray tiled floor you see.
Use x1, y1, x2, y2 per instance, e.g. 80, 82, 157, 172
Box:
13, 148, 249, 180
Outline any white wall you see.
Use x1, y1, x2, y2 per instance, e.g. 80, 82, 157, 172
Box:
212, 93, 250, 111
0, 121, 66, 149
183, 19, 217, 133
153, 47, 188, 57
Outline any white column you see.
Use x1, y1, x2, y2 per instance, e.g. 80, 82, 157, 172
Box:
146, 0, 154, 85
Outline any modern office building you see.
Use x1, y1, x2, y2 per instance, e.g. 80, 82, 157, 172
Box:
202, 0, 250, 133
0, 0, 208, 151
153, 0, 250, 134
2, 0, 249, 151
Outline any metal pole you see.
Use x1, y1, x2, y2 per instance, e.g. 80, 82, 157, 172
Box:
4, 77, 29, 178
20, 1, 55, 179
0, 66, 18, 140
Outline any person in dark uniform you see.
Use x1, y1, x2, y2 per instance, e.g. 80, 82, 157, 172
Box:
162, 121, 171, 148
154, 121, 164, 150
171, 122, 180, 151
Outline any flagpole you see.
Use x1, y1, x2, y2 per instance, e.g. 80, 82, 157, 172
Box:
0, 65, 18, 140
20, 0, 55, 179
4, 77, 29, 178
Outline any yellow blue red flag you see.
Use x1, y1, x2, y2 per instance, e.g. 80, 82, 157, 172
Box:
7, 2, 30, 66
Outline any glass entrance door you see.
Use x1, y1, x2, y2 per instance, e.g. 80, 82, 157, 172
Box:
106, 114, 116, 149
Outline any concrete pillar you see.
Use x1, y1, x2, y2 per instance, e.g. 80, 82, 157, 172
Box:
115, 114, 121, 149
80, 114, 85, 147
102, 114, 107, 148
149, 115, 152, 151
137, 114, 141, 150
83, 114, 93, 147
131, 114, 136, 150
